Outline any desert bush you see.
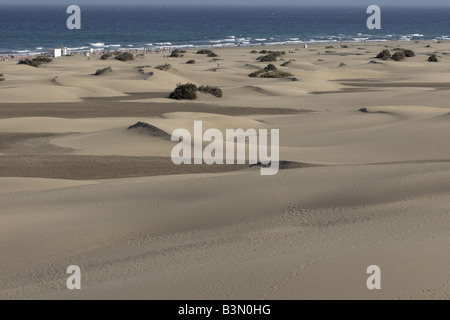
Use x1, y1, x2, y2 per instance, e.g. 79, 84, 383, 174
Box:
281, 60, 295, 67
169, 49, 186, 58
326, 46, 334, 49
18, 56, 53, 68
259, 70, 293, 78
393, 48, 415, 57
101, 53, 113, 60
391, 51, 406, 61
428, 54, 439, 62
94, 66, 112, 75
135, 65, 151, 68
342, 45, 349, 48
376, 49, 391, 60
259, 50, 268, 54
186, 60, 196, 64
196, 49, 213, 55
0, 73, 4, 81
169, 83, 198, 100
248, 64, 292, 78
256, 51, 286, 62
198, 85, 223, 98
155, 63, 172, 71
250, 50, 258, 54
115, 52, 134, 61
207, 52, 218, 57
257, 53, 277, 62
403, 49, 415, 57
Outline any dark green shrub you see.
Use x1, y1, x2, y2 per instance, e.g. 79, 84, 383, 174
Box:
169, 83, 198, 100
169, 49, 186, 58
376, 49, 391, 60
115, 52, 134, 62
0, 73, 4, 81
281, 60, 295, 67
198, 85, 223, 98
404, 49, 415, 57
155, 63, 172, 71
94, 66, 112, 75
259, 70, 293, 78
257, 53, 277, 62
428, 54, 439, 62
250, 50, 258, 54
391, 51, 405, 61
207, 52, 218, 57
248, 64, 292, 78
186, 60, 196, 64
17, 56, 52, 68
196, 49, 213, 55
101, 53, 113, 60
264, 64, 278, 71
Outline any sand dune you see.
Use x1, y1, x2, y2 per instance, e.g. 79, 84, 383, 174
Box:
1, 41, 450, 300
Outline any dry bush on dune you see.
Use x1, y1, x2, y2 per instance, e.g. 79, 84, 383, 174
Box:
169, 49, 186, 58
198, 85, 223, 98
391, 51, 406, 61
169, 83, 198, 100
115, 52, 134, 61
281, 60, 295, 67
94, 66, 112, 75
101, 53, 113, 60
428, 54, 439, 62
256, 51, 285, 62
376, 49, 391, 60
249, 64, 293, 78
17, 56, 53, 68
186, 60, 196, 64
197, 49, 213, 55
155, 63, 172, 71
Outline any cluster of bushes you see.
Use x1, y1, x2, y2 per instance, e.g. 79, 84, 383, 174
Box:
281, 60, 295, 67
169, 83, 223, 100
198, 85, 223, 97
249, 64, 293, 78
186, 60, 196, 64
169, 49, 186, 58
428, 54, 439, 62
18, 56, 53, 68
115, 52, 134, 61
376, 48, 415, 61
100, 53, 113, 60
256, 51, 286, 62
155, 63, 172, 71
169, 83, 198, 100
196, 49, 218, 57
94, 66, 112, 75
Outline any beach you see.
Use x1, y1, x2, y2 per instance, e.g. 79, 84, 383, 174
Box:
1, 41, 450, 299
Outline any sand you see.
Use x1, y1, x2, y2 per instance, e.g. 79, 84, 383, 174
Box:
0, 41, 449, 299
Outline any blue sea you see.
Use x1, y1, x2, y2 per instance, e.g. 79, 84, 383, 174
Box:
1, 5, 450, 55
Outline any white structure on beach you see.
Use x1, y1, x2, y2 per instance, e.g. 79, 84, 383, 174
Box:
48, 48, 62, 58
61, 47, 68, 56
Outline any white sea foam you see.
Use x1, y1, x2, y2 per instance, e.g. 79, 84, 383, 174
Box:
90, 42, 105, 47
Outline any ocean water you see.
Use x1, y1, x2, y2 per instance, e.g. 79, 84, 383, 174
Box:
1, 5, 450, 55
